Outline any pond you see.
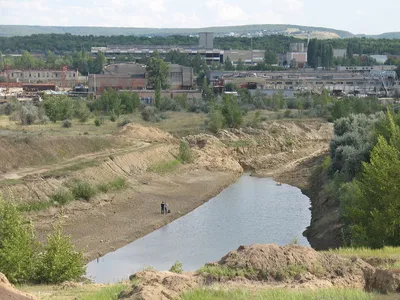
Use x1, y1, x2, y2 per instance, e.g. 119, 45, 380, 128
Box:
86, 174, 311, 283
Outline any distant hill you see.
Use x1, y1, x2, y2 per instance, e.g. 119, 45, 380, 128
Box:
0, 24, 398, 39
0, 24, 354, 38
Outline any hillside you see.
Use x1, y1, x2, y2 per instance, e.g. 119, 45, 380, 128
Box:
0, 24, 354, 38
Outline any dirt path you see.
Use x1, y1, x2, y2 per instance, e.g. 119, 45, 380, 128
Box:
0, 141, 151, 181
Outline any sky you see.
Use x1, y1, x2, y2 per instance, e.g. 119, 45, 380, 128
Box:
0, 0, 399, 35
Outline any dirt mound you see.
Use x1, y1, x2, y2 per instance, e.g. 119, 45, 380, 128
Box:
216, 244, 372, 288
0, 273, 37, 300
185, 134, 242, 173
122, 245, 400, 299
119, 270, 200, 300
117, 124, 175, 143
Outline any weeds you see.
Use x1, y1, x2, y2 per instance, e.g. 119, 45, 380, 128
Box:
169, 261, 183, 274
181, 288, 374, 300
50, 188, 74, 205
97, 177, 127, 193
79, 284, 127, 300
197, 265, 255, 279
148, 160, 180, 174
17, 201, 53, 212
70, 180, 97, 201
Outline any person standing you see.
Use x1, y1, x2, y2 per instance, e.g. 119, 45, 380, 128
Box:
161, 201, 165, 214
164, 202, 168, 214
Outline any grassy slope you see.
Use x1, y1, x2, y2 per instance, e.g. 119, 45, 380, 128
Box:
0, 24, 354, 37
181, 288, 375, 300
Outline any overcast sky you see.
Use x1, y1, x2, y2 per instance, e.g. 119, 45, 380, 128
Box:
0, 0, 399, 35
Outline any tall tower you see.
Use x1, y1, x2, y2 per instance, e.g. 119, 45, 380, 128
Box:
61, 66, 68, 89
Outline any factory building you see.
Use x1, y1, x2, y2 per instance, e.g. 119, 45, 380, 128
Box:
88, 63, 193, 93
224, 50, 265, 65
0, 69, 82, 88
199, 32, 214, 49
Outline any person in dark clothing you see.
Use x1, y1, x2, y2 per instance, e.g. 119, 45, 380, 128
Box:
161, 201, 165, 214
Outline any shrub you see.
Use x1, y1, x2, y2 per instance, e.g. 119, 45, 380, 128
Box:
71, 180, 97, 200
118, 118, 131, 127
110, 113, 117, 122
62, 119, 72, 128
169, 261, 183, 274
35, 221, 85, 284
75, 101, 91, 123
252, 111, 262, 128
18, 104, 38, 125
94, 118, 101, 127
40, 115, 50, 124
141, 106, 157, 122
50, 188, 74, 205
207, 106, 225, 133
178, 140, 193, 164
0, 198, 37, 284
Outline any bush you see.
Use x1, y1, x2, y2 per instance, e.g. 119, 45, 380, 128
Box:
118, 118, 131, 127
71, 180, 97, 200
75, 101, 91, 123
178, 140, 193, 164
40, 115, 50, 124
50, 188, 74, 205
62, 119, 72, 128
169, 261, 183, 274
35, 221, 85, 284
0, 198, 37, 284
18, 104, 38, 125
94, 118, 101, 127
141, 106, 158, 122
207, 106, 225, 133
110, 113, 117, 122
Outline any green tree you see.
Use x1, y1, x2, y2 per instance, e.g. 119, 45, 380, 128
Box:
155, 79, 161, 109
43, 95, 74, 122
207, 105, 225, 133
0, 198, 37, 284
178, 140, 193, 164
224, 57, 234, 71
264, 50, 277, 65
146, 51, 170, 89
221, 94, 243, 128
307, 39, 318, 68
236, 58, 245, 71
36, 220, 85, 284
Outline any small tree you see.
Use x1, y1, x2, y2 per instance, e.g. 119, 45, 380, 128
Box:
207, 105, 224, 133
169, 261, 183, 274
221, 94, 243, 128
0, 198, 37, 284
178, 140, 193, 164
36, 220, 85, 284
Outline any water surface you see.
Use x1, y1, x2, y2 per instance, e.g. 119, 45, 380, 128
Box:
86, 175, 310, 283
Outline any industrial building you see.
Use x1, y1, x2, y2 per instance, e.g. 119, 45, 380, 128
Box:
224, 50, 265, 65
199, 32, 214, 49
0, 69, 83, 88
88, 63, 194, 93
207, 66, 399, 96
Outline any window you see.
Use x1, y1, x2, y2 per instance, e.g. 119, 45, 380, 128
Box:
38, 73, 40, 77
11, 73, 14, 77
29, 73, 31, 77
73, 73, 76, 77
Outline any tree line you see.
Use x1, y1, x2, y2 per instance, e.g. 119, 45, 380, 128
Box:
0, 50, 106, 76
1, 33, 399, 55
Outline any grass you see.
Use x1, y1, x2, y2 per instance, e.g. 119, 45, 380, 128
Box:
148, 159, 180, 174
70, 180, 97, 201
41, 160, 100, 178
50, 188, 74, 205
0, 178, 24, 187
97, 177, 128, 193
197, 265, 255, 279
323, 247, 400, 260
79, 284, 127, 300
20, 283, 128, 300
17, 200, 54, 212
323, 247, 400, 270
223, 140, 251, 148
181, 288, 375, 300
